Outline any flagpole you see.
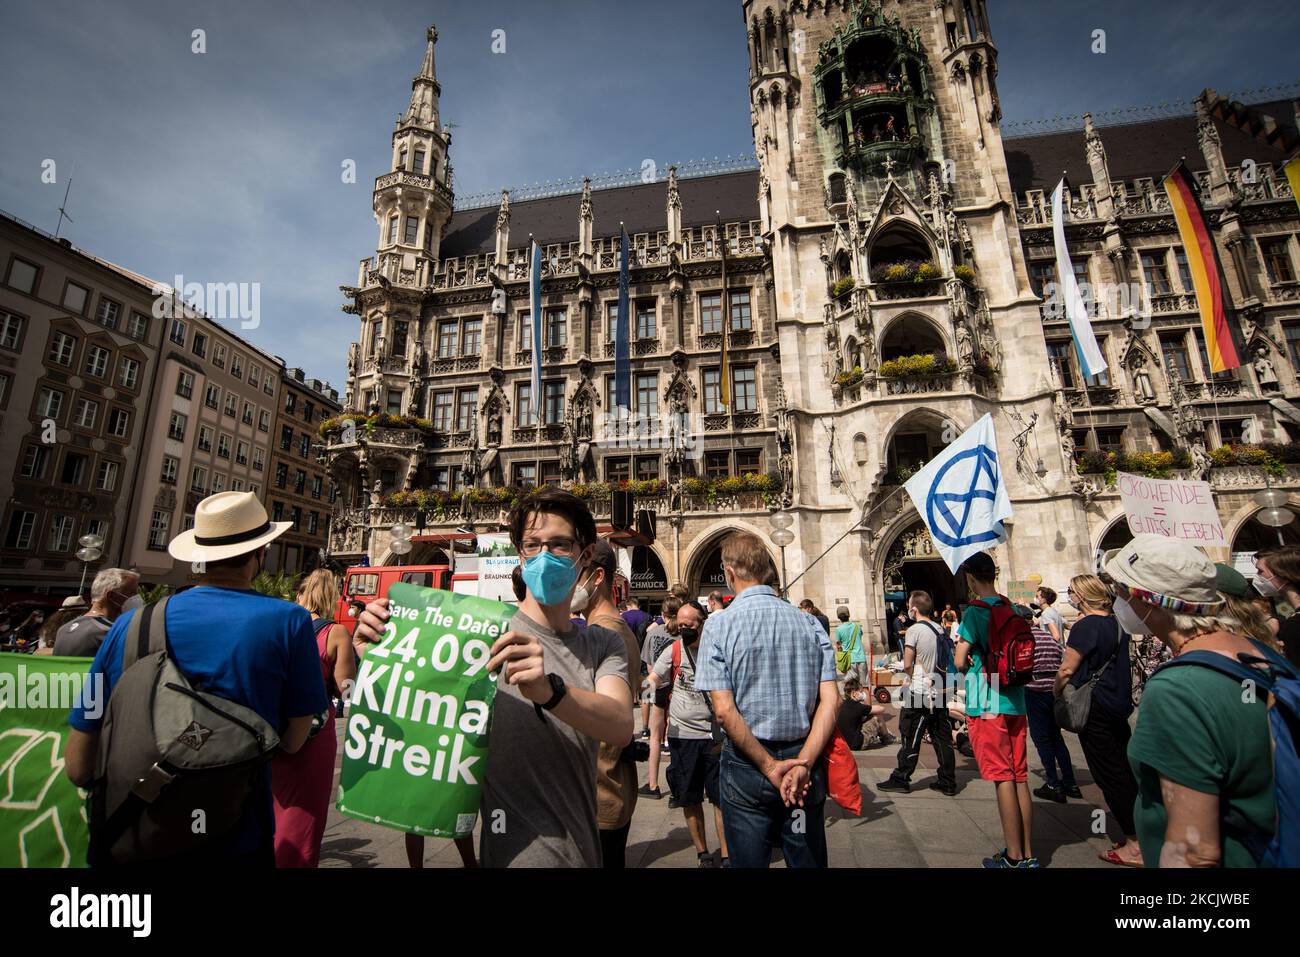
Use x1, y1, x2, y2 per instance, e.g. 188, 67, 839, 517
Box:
1055, 173, 1101, 455
718, 211, 730, 411
781, 482, 911, 596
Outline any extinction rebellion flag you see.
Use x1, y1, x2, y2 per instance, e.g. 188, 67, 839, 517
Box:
337, 584, 514, 839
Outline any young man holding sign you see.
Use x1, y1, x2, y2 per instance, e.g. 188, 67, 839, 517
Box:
354, 489, 633, 867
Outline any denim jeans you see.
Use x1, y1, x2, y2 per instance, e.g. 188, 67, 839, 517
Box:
719, 740, 827, 868
1024, 688, 1075, 789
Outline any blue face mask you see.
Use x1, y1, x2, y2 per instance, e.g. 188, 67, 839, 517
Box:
521, 550, 581, 607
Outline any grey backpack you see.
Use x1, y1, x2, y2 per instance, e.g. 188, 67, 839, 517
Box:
88, 597, 280, 865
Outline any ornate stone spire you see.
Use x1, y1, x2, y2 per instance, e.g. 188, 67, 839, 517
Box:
666, 165, 682, 248
578, 178, 593, 258
494, 190, 510, 263
405, 25, 442, 128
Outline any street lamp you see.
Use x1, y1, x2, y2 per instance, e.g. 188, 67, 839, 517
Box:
769, 511, 794, 595
1253, 485, 1294, 545
390, 522, 413, 567
75, 533, 104, 594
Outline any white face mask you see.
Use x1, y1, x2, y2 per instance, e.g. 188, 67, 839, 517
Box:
1254, 575, 1281, 598
570, 572, 597, 613
1112, 597, 1152, 636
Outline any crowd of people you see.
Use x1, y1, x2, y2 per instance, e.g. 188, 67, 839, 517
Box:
3, 482, 1289, 869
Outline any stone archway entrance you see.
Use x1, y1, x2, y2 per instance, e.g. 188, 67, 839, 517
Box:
628, 545, 670, 615
1230, 509, 1300, 581
690, 539, 731, 604
880, 520, 958, 652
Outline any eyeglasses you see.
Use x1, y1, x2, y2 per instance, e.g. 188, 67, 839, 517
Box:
520, 537, 578, 559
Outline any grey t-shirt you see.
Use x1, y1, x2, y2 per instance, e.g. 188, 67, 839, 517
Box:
1039, 606, 1066, 640
641, 622, 674, 671
904, 620, 942, 705
52, 615, 112, 657
479, 609, 628, 868
652, 640, 712, 739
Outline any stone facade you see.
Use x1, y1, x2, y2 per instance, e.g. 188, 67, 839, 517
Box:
331, 3, 1300, 641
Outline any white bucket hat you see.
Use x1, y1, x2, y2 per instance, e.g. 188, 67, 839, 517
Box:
168, 491, 291, 564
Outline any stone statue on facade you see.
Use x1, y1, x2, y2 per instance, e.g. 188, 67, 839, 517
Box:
1131, 358, 1156, 402
1254, 345, 1280, 391
1191, 440, 1212, 482
1060, 427, 1076, 469
370, 478, 382, 507
955, 321, 974, 371
347, 342, 359, 378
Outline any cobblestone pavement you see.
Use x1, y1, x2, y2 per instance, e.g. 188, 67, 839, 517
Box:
320, 707, 1118, 869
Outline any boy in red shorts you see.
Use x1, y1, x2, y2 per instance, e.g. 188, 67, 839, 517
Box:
953, 551, 1036, 868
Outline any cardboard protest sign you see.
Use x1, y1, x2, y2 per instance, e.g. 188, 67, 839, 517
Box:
0, 653, 93, 867
1006, 580, 1038, 607
337, 584, 514, 838
1116, 472, 1226, 547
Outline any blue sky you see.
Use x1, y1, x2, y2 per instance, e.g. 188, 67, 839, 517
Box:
1, 0, 1295, 388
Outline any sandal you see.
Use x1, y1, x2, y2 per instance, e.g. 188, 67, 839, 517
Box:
1099, 848, 1144, 868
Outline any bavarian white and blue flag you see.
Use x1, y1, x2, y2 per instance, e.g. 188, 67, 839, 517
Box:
904, 413, 1013, 574
1051, 176, 1107, 379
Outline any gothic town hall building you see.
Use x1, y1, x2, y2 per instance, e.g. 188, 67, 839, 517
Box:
327, 1, 1300, 646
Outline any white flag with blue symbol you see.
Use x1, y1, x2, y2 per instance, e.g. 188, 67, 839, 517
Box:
903, 413, 1013, 574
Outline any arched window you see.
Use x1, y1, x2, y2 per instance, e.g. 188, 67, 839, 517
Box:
879, 315, 947, 363
868, 221, 934, 279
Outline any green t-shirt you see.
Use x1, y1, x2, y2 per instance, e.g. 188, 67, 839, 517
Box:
1128, 663, 1275, 868
835, 622, 866, 663
956, 596, 1025, 717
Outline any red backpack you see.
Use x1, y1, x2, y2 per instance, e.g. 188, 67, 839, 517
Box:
968, 597, 1036, 688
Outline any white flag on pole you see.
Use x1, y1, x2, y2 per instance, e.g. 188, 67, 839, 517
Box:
904, 414, 1013, 574
1051, 177, 1107, 379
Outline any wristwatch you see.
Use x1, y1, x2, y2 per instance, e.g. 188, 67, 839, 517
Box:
540, 673, 567, 711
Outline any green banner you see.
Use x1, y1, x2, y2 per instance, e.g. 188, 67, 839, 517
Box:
0, 653, 93, 868
337, 584, 512, 839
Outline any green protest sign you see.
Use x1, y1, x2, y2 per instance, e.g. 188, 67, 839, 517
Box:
337, 583, 513, 839
0, 653, 93, 867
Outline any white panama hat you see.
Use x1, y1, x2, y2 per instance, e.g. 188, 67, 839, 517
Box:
168, 491, 291, 564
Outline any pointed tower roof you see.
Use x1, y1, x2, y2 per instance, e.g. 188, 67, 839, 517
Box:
403, 24, 441, 128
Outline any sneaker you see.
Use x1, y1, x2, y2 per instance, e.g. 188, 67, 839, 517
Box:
928, 781, 957, 796
1063, 783, 1083, 799
720, 857, 731, 868
877, 777, 911, 793
661, 745, 672, 755
639, 728, 651, 739
1033, 784, 1066, 804
638, 784, 663, 799
1017, 857, 1042, 868
698, 852, 717, 868
667, 794, 681, 809
982, 854, 1016, 868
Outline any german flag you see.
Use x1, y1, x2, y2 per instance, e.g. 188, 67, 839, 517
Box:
1161, 161, 1241, 373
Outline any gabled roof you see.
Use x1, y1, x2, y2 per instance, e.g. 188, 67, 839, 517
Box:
439, 170, 760, 259
1004, 96, 1298, 194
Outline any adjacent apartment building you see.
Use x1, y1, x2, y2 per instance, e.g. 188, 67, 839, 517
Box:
266, 367, 341, 575
0, 212, 163, 592
0, 209, 302, 592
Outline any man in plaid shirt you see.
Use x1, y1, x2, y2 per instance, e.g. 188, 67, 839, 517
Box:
694, 532, 840, 868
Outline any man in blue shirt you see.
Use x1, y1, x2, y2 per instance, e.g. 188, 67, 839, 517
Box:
64, 491, 329, 865
695, 532, 839, 868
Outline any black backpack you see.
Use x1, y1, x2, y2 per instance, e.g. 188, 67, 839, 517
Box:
88, 597, 280, 865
